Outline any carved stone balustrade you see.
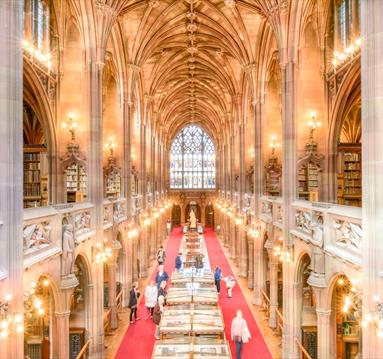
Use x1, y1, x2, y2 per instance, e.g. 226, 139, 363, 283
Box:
291, 201, 362, 267
113, 198, 127, 224
259, 196, 273, 223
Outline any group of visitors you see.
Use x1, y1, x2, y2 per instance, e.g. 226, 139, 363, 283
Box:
128, 242, 252, 359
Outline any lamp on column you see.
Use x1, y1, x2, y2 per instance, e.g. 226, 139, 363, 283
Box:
308, 112, 321, 141
269, 135, 280, 156
62, 115, 78, 142
105, 137, 116, 157
93, 239, 113, 264
0, 293, 23, 339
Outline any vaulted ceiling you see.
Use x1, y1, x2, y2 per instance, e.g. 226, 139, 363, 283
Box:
119, 0, 267, 143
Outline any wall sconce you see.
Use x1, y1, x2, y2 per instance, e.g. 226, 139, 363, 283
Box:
22, 39, 52, 71
308, 112, 321, 140
332, 37, 362, 68
127, 223, 139, 239
269, 135, 280, 155
94, 239, 113, 264
62, 115, 78, 142
105, 137, 116, 157
0, 294, 23, 339
273, 238, 293, 263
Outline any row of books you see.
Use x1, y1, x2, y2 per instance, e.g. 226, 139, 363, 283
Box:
24, 183, 41, 196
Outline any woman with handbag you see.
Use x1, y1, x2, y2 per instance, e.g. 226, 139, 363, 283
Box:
231, 309, 251, 359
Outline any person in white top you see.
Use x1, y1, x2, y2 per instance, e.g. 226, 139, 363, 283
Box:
223, 276, 236, 297
144, 280, 158, 319
231, 309, 251, 359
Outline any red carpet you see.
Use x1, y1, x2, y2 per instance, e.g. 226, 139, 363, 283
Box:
115, 227, 183, 359
204, 228, 273, 359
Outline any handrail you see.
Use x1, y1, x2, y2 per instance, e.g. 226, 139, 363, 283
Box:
295, 337, 312, 359
260, 289, 270, 320
275, 308, 284, 334
75, 339, 91, 359
103, 308, 112, 331
116, 290, 123, 310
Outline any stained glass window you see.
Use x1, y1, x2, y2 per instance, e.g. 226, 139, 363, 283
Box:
170, 125, 216, 189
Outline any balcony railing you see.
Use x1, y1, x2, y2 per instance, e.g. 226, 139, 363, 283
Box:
291, 200, 362, 267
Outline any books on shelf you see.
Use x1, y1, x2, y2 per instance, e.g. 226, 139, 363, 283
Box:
298, 162, 320, 201
337, 145, 362, 207
66, 163, 87, 203
23, 147, 48, 208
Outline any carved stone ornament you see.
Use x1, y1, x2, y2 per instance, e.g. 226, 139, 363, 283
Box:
23, 221, 52, 253
333, 219, 362, 251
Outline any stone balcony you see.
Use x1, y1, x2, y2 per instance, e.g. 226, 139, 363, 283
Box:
22, 198, 128, 270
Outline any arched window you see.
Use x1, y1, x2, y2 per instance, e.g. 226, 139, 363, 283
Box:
170, 125, 215, 189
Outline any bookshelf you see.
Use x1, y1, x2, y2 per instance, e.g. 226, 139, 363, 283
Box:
265, 155, 281, 196
337, 144, 361, 207
66, 163, 87, 203
298, 163, 320, 201
23, 146, 48, 208
105, 169, 121, 198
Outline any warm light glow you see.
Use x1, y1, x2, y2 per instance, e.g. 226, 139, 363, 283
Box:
43, 279, 49, 287
4, 293, 12, 302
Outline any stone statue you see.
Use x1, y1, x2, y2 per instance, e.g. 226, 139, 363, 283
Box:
62, 224, 75, 276
189, 209, 197, 229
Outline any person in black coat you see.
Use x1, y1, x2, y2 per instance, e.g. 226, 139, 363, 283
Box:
128, 283, 140, 324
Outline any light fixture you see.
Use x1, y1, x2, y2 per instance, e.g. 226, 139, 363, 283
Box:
22, 40, 52, 71
332, 37, 362, 69
94, 239, 113, 264
62, 115, 78, 142
105, 137, 116, 157
0, 293, 24, 339
269, 135, 280, 155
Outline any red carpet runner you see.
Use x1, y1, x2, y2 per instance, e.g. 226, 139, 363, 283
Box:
115, 227, 183, 359
115, 227, 272, 358
204, 228, 272, 359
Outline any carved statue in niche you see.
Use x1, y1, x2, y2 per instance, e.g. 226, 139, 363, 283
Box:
189, 209, 197, 229
62, 224, 75, 276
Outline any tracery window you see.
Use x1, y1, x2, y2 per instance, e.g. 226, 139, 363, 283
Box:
170, 125, 215, 189
24, 0, 50, 53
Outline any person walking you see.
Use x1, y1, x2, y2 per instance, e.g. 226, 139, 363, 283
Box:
156, 245, 166, 265
231, 309, 251, 359
153, 295, 165, 340
128, 283, 140, 324
214, 265, 222, 294
158, 280, 167, 299
223, 275, 236, 298
144, 280, 158, 319
155, 264, 169, 288
175, 252, 183, 271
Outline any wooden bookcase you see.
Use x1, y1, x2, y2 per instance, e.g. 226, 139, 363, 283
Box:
337, 144, 361, 207
105, 170, 121, 198
298, 163, 320, 200
23, 146, 48, 208
66, 163, 87, 203
265, 155, 281, 196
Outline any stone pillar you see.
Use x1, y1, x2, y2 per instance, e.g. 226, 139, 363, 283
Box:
230, 218, 236, 259
108, 258, 118, 330
247, 238, 254, 288
253, 233, 264, 305
87, 57, 105, 357
0, 1, 24, 358
239, 228, 248, 277
361, 1, 383, 356
316, 308, 331, 359
268, 255, 278, 328
280, 59, 298, 358
55, 311, 71, 359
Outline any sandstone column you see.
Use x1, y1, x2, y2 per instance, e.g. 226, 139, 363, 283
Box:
0, 1, 24, 358
316, 308, 331, 359
361, 1, 383, 356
